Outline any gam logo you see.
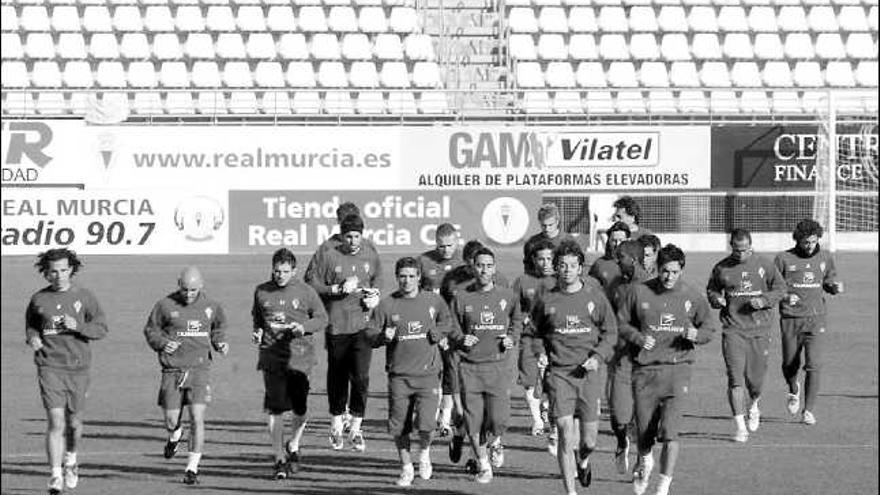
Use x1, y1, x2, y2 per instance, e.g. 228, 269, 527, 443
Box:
174, 196, 225, 242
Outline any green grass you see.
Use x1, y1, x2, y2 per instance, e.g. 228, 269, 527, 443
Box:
1, 250, 877, 495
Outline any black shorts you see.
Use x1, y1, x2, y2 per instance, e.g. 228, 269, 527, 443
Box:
158, 368, 211, 409
263, 369, 310, 416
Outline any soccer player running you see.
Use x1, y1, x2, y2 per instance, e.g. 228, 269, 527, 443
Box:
530, 240, 617, 495
513, 239, 557, 440
368, 257, 453, 486
606, 240, 652, 477
588, 221, 632, 290
707, 229, 786, 442
308, 214, 382, 452
774, 219, 844, 426
143, 266, 229, 485
26, 248, 108, 495
448, 247, 523, 484
251, 248, 328, 479
612, 196, 652, 241
618, 244, 716, 495
637, 234, 662, 280
522, 203, 588, 273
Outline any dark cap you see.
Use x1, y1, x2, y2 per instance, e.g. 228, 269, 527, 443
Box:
339, 214, 364, 234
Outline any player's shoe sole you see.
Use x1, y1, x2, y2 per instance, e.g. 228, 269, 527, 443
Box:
47, 475, 63, 495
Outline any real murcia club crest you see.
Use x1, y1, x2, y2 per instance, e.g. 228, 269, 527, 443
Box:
429, 306, 436, 319
481, 197, 530, 245
205, 307, 213, 319
499, 299, 508, 311
73, 300, 82, 313
174, 196, 225, 242
819, 262, 826, 272
758, 267, 765, 278
587, 301, 595, 315
291, 299, 300, 310
684, 300, 692, 313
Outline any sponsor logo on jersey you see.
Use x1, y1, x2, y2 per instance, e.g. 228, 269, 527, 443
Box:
391, 314, 400, 322
804, 272, 815, 284
334, 266, 342, 273
170, 311, 179, 318
742, 279, 753, 292
407, 321, 423, 334
789, 265, 797, 272
526, 288, 536, 297
480, 312, 495, 325
291, 299, 299, 309
363, 263, 371, 273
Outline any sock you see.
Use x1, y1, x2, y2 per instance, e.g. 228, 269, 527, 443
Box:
750, 397, 761, 412
479, 456, 491, 470
170, 426, 183, 442
63, 452, 77, 467
289, 414, 307, 452
330, 414, 343, 433
186, 452, 202, 473
419, 448, 431, 463
734, 415, 746, 430
657, 473, 673, 492
439, 405, 453, 426
402, 462, 414, 473
51, 466, 63, 479
350, 416, 363, 433
524, 388, 542, 423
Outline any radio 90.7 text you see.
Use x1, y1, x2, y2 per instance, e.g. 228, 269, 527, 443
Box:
2, 220, 156, 247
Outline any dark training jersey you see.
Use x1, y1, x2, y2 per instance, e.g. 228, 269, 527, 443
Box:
368, 290, 453, 377
774, 246, 841, 319
440, 265, 510, 305
308, 245, 383, 336
144, 292, 228, 372
513, 272, 556, 353
530, 283, 617, 368
252, 279, 328, 373
303, 234, 379, 286
26, 285, 108, 372
418, 250, 463, 294
618, 279, 716, 366
449, 284, 523, 364
707, 254, 786, 333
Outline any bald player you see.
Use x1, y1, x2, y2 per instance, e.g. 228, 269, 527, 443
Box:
144, 267, 229, 485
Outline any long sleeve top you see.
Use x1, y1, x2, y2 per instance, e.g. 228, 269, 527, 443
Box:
368, 290, 453, 377
618, 278, 716, 366
774, 246, 841, 319
530, 283, 617, 368
26, 285, 108, 372
706, 254, 786, 333
252, 279, 328, 373
144, 292, 227, 372
448, 284, 523, 364
417, 250, 463, 294
308, 245, 383, 335
513, 272, 556, 358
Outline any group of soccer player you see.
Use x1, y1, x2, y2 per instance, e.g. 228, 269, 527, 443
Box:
24, 196, 843, 495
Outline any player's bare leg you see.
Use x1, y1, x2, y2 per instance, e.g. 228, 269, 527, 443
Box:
394, 433, 415, 486
524, 387, 544, 435
577, 420, 598, 487
556, 415, 579, 494
728, 386, 748, 442
45, 408, 65, 493
163, 408, 185, 459
653, 440, 679, 495
267, 413, 288, 478
183, 404, 206, 484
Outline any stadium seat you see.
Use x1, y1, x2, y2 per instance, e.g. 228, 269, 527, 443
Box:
374, 33, 404, 60
808, 6, 839, 30
62, 61, 94, 88
723, 33, 754, 59
25, 33, 55, 59
356, 91, 386, 113
151, 33, 182, 60
287, 61, 318, 86
537, 34, 568, 59
630, 6, 659, 31
536, 0, 563, 7
630, 33, 660, 60
185, 33, 216, 59
516, 61, 545, 87
509, 8, 539, 32
237, 5, 267, 31
505, 0, 532, 6
279, 33, 310, 59
387, 91, 417, 113
360, 7, 388, 32
267, 6, 297, 31
57, 33, 87, 60
710, 90, 739, 113
658, 7, 689, 32
814, 33, 847, 59
312, 33, 342, 60
31, 61, 62, 88
838, 5, 869, 30
216, 32, 247, 59
599, 6, 629, 31
545, 61, 576, 86
191, 61, 222, 87
600, 34, 630, 59
1, 6, 18, 32
412, 61, 441, 87
510, 34, 538, 60
771, 91, 802, 113
3, 93, 36, 115
223, 61, 254, 87
160, 61, 190, 87
569, 34, 598, 59
20, 6, 51, 31
647, 90, 677, 113
717, 6, 748, 31
389, 7, 418, 33
113, 6, 144, 32
793, 61, 823, 86
177, 6, 206, 31
381, 61, 410, 86
576, 61, 608, 87
128, 61, 158, 87
678, 90, 708, 113
206, 6, 237, 31
96, 60, 127, 87
34, 92, 65, 115
51, 6, 81, 31
522, 91, 552, 113
731, 61, 762, 87
855, 60, 878, 86
845, 33, 876, 59
607, 61, 638, 86
553, 91, 583, 113
869, 6, 878, 31
350, 60, 380, 86
261, 92, 292, 114
747, 6, 777, 32
404, 34, 435, 60
639, 61, 669, 86
584, 91, 614, 113
144, 6, 176, 31
692, 33, 722, 60
1, 34, 23, 61
778, 6, 809, 31
688, 6, 718, 32
227, 90, 258, 114
329, 6, 359, 32
568, 7, 598, 32
319, 61, 349, 87
342, 33, 373, 60
539, 7, 569, 32
165, 92, 196, 115
825, 60, 856, 86
617, 90, 647, 113
254, 61, 285, 87
784, 33, 815, 59
670, 61, 700, 86
418, 91, 449, 113
701, 61, 732, 86
299, 6, 329, 32
740, 90, 770, 112
763, 61, 794, 86
197, 91, 227, 114
754, 33, 784, 60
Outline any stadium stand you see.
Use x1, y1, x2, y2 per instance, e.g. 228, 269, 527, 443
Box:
0, 0, 876, 116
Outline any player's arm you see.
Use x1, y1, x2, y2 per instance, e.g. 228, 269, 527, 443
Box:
760, 260, 787, 308
71, 290, 109, 340
706, 264, 727, 309
143, 302, 172, 352
302, 287, 330, 334
591, 294, 618, 362
302, 245, 325, 285
616, 288, 648, 348
446, 294, 467, 349
427, 295, 454, 344
822, 255, 843, 295
368, 249, 383, 291
307, 249, 342, 298
365, 299, 390, 347
686, 295, 717, 345
25, 299, 44, 349
505, 296, 524, 347
209, 303, 229, 354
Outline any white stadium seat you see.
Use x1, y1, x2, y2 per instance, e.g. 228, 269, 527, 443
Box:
292, 91, 321, 114
569, 34, 598, 59
357, 91, 386, 113
748, 6, 777, 32
329, 6, 359, 32
537, 34, 568, 59
522, 91, 552, 113
387, 91, 417, 113
825, 60, 856, 86
389, 7, 418, 33
2, 61, 31, 88
692, 33, 722, 60
153, 33, 184, 60
51, 6, 81, 31
640, 61, 670, 87
144, 6, 176, 31
607, 61, 638, 86
216, 32, 248, 59
516, 61, 545, 87
576, 61, 608, 87
413, 61, 441, 87
814, 33, 847, 59
238, 6, 267, 31
778, 6, 809, 31
25, 33, 55, 59
267, 6, 297, 31
342, 33, 374, 60
128, 61, 158, 87
350, 61, 380, 86
312, 33, 342, 60
279, 33, 310, 59
113, 6, 144, 32
374, 33, 404, 60
404, 34, 435, 60
96, 61, 127, 88
568, 7, 598, 32
784, 33, 815, 59
539, 7, 570, 32
90, 33, 121, 59
254, 61, 286, 87
177, 6, 207, 31
629, 6, 659, 31
418, 92, 449, 113
793, 61, 823, 86
359, 7, 388, 33
763, 61, 794, 87
598, 6, 629, 31
510, 34, 538, 60
509, 8, 539, 33
57, 33, 87, 59
120, 33, 151, 59
630, 33, 660, 60
754, 33, 784, 60
31, 61, 62, 87
206, 6, 237, 31
658, 6, 689, 32
545, 61, 576, 86
701, 61, 732, 87
287, 62, 318, 87
186, 33, 216, 59
380, 61, 410, 87
318, 61, 349, 87
553, 91, 583, 113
